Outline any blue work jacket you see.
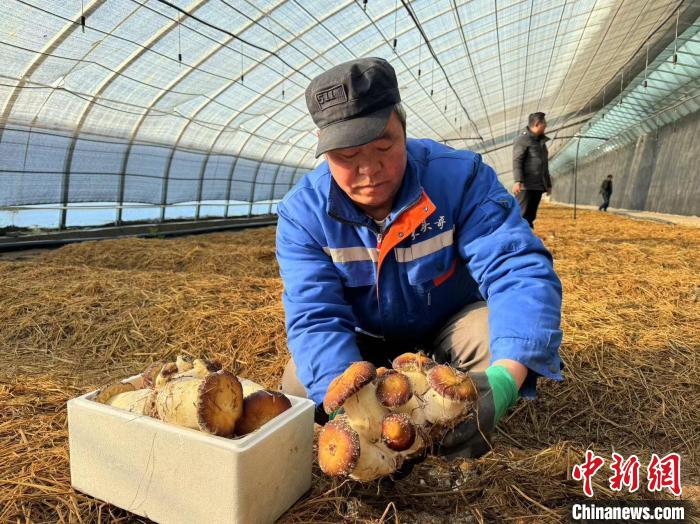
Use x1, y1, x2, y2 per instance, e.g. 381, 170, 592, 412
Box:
276, 138, 563, 406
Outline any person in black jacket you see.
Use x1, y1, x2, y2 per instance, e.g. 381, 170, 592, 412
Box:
512, 112, 552, 228
599, 175, 613, 211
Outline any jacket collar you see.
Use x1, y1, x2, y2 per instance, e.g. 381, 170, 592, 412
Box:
326, 149, 423, 229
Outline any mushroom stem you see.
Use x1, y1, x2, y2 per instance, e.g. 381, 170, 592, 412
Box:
342, 384, 387, 442
402, 371, 430, 396
155, 370, 243, 436
423, 389, 466, 424
351, 436, 402, 482
391, 353, 435, 396
106, 388, 157, 416
395, 395, 427, 427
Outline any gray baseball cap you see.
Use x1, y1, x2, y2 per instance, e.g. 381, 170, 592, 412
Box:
305, 57, 401, 158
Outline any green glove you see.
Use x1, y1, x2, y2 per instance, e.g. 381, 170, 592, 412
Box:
485, 364, 520, 422
437, 364, 519, 459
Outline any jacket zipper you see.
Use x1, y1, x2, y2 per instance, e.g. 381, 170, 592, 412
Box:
375, 231, 382, 303
375, 190, 423, 276
375, 192, 426, 327
355, 326, 385, 340
331, 192, 425, 331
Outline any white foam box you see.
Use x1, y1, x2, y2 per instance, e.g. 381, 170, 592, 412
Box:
67, 379, 315, 524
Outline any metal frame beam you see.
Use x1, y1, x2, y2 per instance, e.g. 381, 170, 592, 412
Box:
117, 32, 236, 224
0, 0, 108, 143
158, 0, 344, 222
197, 0, 358, 220
60, 0, 209, 229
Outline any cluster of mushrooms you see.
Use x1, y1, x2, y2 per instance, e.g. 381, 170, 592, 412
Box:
93, 355, 291, 438
318, 353, 478, 482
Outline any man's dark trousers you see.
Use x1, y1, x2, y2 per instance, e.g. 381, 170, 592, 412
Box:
599, 191, 611, 211
516, 190, 544, 228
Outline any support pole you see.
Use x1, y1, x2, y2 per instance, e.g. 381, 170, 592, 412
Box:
116, 158, 127, 225
573, 136, 580, 220
59, 167, 70, 229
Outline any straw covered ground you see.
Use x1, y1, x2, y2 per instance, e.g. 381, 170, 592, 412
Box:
1, 204, 699, 523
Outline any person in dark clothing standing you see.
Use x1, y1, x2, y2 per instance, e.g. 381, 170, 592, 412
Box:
512, 112, 552, 228
599, 175, 613, 211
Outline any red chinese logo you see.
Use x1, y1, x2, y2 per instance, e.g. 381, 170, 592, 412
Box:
647, 452, 682, 496
572, 451, 682, 497
609, 452, 641, 493
572, 450, 605, 497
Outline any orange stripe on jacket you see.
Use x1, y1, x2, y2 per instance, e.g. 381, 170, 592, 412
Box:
376, 191, 436, 285
433, 259, 458, 287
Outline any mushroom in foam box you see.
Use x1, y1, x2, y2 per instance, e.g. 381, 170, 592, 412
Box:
67, 356, 315, 524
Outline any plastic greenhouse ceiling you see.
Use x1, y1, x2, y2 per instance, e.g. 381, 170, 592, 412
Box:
0, 0, 692, 228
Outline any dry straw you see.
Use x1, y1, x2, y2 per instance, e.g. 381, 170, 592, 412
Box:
1, 205, 698, 523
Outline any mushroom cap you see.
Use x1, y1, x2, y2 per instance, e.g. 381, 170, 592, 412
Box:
391, 352, 436, 373
94, 381, 136, 404
375, 370, 413, 408
376, 367, 390, 377
426, 365, 478, 402
141, 361, 165, 389
196, 370, 244, 437
381, 413, 416, 452
318, 418, 361, 477
236, 390, 292, 435
323, 361, 377, 414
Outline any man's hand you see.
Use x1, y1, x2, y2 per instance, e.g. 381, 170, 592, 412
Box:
546, 186, 552, 196
437, 365, 520, 459
512, 182, 523, 195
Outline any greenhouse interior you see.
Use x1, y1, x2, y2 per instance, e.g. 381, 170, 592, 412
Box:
1, 0, 699, 523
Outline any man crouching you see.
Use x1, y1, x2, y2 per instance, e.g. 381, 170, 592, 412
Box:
277, 57, 563, 458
